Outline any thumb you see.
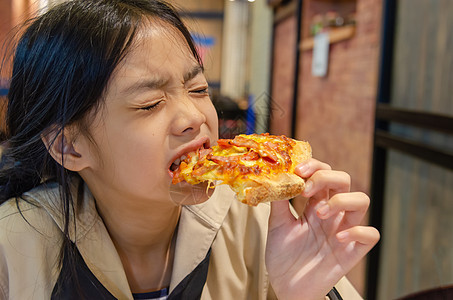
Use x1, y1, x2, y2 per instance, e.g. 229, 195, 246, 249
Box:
268, 200, 295, 230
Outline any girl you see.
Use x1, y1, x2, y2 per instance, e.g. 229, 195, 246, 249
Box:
0, 0, 379, 299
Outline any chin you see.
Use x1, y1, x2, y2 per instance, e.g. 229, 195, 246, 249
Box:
169, 181, 214, 206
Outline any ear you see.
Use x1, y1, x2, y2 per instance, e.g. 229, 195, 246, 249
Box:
41, 126, 90, 172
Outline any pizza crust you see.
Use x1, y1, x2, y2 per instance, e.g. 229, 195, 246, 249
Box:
240, 173, 306, 206
173, 134, 312, 207
292, 141, 312, 167
235, 140, 311, 206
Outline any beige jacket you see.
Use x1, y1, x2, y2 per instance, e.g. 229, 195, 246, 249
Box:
0, 181, 362, 299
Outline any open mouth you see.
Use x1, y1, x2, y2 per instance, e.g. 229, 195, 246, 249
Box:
170, 154, 189, 172
169, 142, 210, 174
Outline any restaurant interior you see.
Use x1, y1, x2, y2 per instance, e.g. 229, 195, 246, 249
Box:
1, 0, 452, 299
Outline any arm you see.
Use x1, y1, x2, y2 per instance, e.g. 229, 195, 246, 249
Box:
265, 158, 379, 300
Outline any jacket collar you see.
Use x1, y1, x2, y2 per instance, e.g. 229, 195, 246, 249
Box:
23, 179, 234, 297
22, 179, 97, 243
23, 180, 133, 298
170, 185, 233, 292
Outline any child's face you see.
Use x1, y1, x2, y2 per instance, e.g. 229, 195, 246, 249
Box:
79, 23, 219, 206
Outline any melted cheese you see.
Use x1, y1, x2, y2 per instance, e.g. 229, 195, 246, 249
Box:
173, 133, 299, 188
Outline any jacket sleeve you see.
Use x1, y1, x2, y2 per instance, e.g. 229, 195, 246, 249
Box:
330, 277, 363, 299
267, 276, 363, 300
0, 199, 62, 299
0, 247, 8, 299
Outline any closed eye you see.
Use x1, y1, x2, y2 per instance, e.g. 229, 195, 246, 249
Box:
140, 100, 163, 111
190, 87, 209, 95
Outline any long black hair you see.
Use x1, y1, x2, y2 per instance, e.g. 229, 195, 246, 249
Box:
0, 0, 201, 295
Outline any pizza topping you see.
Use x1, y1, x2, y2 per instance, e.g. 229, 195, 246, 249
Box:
171, 133, 312, 206
240, 150, 260, 161
228, 136, 260, 149
172, 133, 302, 185
171, 147, 211, 181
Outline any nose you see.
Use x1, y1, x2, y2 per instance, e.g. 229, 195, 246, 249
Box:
171, 94, 207, 135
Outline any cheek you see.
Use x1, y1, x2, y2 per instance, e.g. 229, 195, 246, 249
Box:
203, 101, 219, 136
108, 143, 170, 198
93, 122, 168, 184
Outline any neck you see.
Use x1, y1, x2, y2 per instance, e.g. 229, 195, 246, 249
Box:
89, 186, 181, 292
97, 200, 180, 253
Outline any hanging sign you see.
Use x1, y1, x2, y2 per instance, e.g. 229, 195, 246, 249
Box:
311, 32, 330, 77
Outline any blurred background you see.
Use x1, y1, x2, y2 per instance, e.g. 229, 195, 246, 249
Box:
1, 0, 452, 299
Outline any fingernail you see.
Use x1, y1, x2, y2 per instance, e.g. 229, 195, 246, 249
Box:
317, 204, 330, 217
297, 163, 309, 176
337, 231, 349, 241
303, 180, 313, 194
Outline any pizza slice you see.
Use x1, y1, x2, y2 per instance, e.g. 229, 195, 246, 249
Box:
172, 133, 312, 206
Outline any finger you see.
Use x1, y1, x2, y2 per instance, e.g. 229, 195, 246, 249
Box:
316, 192, 369, 226
302, 170, 351, 199
336, 226, 380, 273
295, 158, 331, 178
336, 226, 380, 247
268, 200, 295, 230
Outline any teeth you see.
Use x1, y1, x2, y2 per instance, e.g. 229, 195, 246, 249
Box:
171, 154, 188, 171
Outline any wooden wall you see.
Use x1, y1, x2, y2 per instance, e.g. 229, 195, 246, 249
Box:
172, 0, 224, 91
295, 0, 382, 195
269, 13, 298, 136
1, 0, 39, 137
377, 0, 453, 299
0, 0, 13, 80
293, 0, 383, 294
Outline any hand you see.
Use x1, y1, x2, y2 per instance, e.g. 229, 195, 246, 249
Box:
265, 158, 380, 300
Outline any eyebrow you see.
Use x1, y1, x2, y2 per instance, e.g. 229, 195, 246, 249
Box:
183, 65, 204, 82
122, 65, 204, 95
122, 77, 167, 95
